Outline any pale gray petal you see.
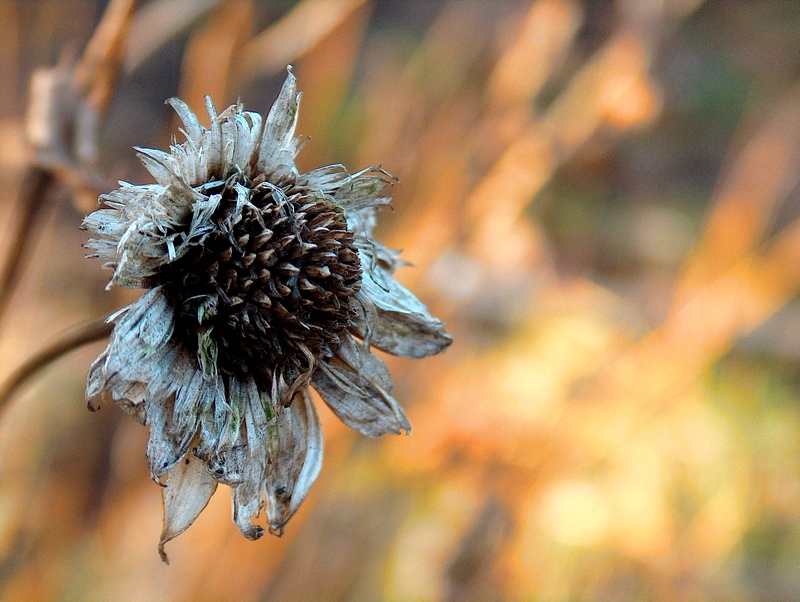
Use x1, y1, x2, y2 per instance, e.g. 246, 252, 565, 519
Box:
209, 442, 246, 487
146, 382, 196, 479
242, 111, 264, 167
332, 166, 395, 211
158, 452, 218, 563
81, 208, 126, 242
258, 67, 301, 181
85, 349, 109, 411
92, 180, 199, 287
346, 206, 378, 238
264, 389, 323, 534
195, 378, 242, 486
313, 356, 411, 437
166, 97, 203, 146
200, 95, 223, 181
229, 428, 263, 539
106, 287, 175, 361
336, 333, 392, 391
83, 238, 120, 266
229, 375, 268, 539
87, 349, 148, 421
235, 375, 269, 472
146, 342, 194, 404
298, 164, 395, 211
355, 266, 452, 359
286, 390, 323, 521
83, 188, 144, 270
231, 478, 265, 540
296, 163, 349, 192
87, 287, 176, 416
168, 136, 201, 186
158, 368, 220, 476
136, 147, 177, 187
220, 109, 263, 174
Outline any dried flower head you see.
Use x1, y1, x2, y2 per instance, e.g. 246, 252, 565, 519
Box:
83, 67, 451, 561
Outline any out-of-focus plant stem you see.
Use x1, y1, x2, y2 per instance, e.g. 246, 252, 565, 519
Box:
0, 317, 112, 411
0, 166, 53, 322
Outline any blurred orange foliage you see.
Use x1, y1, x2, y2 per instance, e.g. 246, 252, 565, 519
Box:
0, 0, 799, 600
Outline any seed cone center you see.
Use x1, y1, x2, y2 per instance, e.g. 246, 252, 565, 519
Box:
161, 174, 361, 387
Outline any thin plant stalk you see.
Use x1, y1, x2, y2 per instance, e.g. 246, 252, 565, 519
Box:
0, 317, 112, 410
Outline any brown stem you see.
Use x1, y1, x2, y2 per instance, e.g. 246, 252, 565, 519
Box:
0, 318, 112, 410
0, 166, 54, 322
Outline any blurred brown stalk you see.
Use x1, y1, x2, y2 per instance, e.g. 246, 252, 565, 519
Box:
0, 0, 798, 600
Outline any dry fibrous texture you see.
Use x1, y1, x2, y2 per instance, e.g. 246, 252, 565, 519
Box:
82, 67, 451, 561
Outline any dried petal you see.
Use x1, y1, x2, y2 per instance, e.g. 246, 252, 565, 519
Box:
313, 355, 411, 437
159, 453, 218, 563
265, 389, 323, 533
230, 375, 268, 539
167, 97, 203, 146
258, 66, 301, 181
355, 268, 452, 359
89, 287, 176, 417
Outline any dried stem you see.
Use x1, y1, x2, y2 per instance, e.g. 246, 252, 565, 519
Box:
0, 166, 54, 322
0, 317, 112, 410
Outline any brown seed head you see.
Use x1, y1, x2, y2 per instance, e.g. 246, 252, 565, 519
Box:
161, 172, 361, 388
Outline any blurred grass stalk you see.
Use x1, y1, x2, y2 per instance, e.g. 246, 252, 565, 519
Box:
1, 0, 800, 600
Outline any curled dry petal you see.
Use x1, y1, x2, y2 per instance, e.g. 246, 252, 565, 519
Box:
166, 97, 203, 147
159, 452, 218, 563
297, 164, 395, 212
313, 343, 411, 438
258, 66, 300, 182
230, 376, 268, 539
87, 287, 175, 417
355, 268, 453, 359
265, 389, 323, 534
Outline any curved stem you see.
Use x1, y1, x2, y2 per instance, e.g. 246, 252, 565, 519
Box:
0, 317, 112, 410
0, 166, 54, 322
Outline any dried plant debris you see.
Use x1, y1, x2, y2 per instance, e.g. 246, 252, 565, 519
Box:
82, 67, 451, 561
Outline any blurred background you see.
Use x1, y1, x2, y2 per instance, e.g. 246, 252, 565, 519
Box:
0, 0, 800, 600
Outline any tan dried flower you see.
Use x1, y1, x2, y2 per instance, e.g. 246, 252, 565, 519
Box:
83, 68, 451, 561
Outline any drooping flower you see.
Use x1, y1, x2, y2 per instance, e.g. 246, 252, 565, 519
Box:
83, 67, 451, 561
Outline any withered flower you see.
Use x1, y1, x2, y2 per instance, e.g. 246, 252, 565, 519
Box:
83, 68, 451, 560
